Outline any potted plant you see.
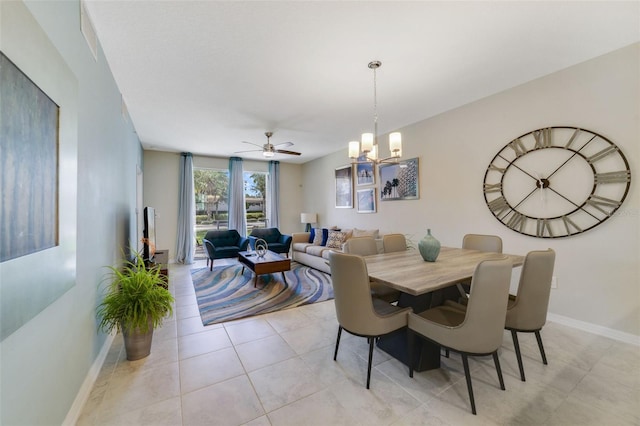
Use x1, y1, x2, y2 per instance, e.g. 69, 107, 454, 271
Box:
97, 251, 174, 360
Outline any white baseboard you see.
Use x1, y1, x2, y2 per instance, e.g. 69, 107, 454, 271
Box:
62, 332, 115, 426
548, 313, 640, 346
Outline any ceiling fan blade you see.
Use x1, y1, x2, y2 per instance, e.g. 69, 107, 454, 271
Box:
234, 149, 263, 154
273, 141, 293, 149
241, 141, 264, 148
275, 149, 301, 156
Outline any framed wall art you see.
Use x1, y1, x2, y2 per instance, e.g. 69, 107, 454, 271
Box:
379, 157, 419, 201
356, 157, 375, 186
356, 188, 376, 213
335, 165, 353, 208
1, 52, 59, 262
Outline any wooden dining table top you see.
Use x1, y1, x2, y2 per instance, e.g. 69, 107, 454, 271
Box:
364, 247, 524, 296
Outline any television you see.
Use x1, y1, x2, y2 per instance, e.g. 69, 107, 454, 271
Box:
143, 206, 156, 262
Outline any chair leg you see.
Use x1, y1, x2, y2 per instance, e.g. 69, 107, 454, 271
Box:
209, 259, 213, 271
534, 330, 548, 365
333, 326, 342, 361
461, 354, 476, 415
366, 336, 375, 389
492, 351, 506, 390
408, 330, 415, 378
510, 329, 526, 382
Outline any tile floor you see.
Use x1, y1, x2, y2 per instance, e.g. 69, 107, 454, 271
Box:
77, 260, 640, 425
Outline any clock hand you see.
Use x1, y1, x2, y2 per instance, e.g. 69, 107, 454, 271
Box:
509, 186, 539, 213
546, 134, 597, 180
534, 172, 547, 206
546, 187, 600, 221
496, 154, 539, 183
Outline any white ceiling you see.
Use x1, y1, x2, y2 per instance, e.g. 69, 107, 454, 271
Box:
84, 1, 640, 164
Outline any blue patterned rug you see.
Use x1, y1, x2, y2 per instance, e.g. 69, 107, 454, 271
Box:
190, 262, 334, 325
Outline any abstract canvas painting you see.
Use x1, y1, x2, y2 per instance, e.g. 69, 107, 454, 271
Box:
0, 52, 59, 262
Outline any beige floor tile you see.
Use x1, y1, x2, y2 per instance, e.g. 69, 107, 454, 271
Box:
248, 357, 328, 412
545, 395, 634, 426
267, 387, 359, 426
182, 375, 264, 426
180, 346, 245, 394
224, 317, 277, 345
328, 374, 421, 425
263, 307, 314, 333
235, 334, 297, 372
96, 362, 180, 422
178, 327, 232, 360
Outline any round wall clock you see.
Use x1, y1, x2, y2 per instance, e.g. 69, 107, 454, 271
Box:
483, 126, 631, 238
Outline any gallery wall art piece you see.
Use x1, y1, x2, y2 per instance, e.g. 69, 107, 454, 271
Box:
0, 51, 59, 262
356, 188, 376, 213
379, 157, 419, 201
335, 165, 353, 208
356, 158, 375, 186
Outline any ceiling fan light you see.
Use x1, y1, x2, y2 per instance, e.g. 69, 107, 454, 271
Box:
263, 150, 275, 158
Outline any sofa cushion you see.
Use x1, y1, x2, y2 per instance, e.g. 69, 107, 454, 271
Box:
293, 242, 313, 252
321, 248, 340, 260
326, 230, 348, 249
305, 245, 328, 257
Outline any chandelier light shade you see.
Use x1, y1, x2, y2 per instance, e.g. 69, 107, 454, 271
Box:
348, 61, 402, 165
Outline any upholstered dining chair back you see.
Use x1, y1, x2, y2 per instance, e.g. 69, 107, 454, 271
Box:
447, 258, 512, 354
329, 252, 410, 389
462, 234, 503, 253
343, 236, 399, 303
506, 249, 556, 331
383, 234, 407, 253
505, 248, 555, 382
343, 236, 378, 257
329, 252, 407, 337
407, 257, 512, 414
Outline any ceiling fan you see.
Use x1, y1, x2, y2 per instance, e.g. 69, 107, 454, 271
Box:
235, 131, 301, 158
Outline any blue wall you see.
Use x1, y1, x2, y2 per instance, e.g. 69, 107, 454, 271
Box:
0, 1, 142, 424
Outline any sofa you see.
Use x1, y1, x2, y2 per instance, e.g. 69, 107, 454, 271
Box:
292, 227, 383, 274
202, 229, 249, 270
248, 227, 292, 257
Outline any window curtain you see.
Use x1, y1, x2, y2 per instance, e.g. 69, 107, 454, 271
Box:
266, 160, 280, 229
228, 156, 247, 236
176, 152, 195, 264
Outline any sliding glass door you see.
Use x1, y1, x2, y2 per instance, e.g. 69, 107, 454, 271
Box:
193, 168, 268, 258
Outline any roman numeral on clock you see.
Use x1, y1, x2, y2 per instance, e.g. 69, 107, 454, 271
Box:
533, 128, 552, 149
487, 196, 510, 217
594, 170, 631, 184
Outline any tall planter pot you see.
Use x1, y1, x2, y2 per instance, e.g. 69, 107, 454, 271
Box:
123, 319, 154, 361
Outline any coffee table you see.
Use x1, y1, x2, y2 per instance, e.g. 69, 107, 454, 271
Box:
238, 250, 291, 288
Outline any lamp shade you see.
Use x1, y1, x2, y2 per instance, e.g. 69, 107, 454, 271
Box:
300, 213, 317, 224
389, 132, 402, 156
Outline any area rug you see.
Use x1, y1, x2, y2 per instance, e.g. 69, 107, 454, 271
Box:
190, 262, 334, 325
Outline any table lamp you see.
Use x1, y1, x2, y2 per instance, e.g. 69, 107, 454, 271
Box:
300, 213, 317, 232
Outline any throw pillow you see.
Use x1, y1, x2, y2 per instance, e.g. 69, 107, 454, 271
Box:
308, 228, 316, 244
326, 230, 347, 249
312, 228, 329, 246
353, 228, 380, 239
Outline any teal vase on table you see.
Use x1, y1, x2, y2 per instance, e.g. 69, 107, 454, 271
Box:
418, 229, 440, 262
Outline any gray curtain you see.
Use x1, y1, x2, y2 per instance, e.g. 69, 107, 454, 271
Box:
176, 152, 195, 264
267, 160, 280, 229
228, 156, 247, 236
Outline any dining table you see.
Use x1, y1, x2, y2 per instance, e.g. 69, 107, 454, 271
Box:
364, 246, 524, 371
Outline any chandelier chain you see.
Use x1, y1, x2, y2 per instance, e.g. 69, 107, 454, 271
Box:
373, 66, 378, 146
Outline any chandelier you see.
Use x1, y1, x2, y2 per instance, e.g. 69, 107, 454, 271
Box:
348, 61, 402, 164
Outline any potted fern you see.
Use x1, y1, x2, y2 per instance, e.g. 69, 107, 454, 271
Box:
97, 251, 174, 360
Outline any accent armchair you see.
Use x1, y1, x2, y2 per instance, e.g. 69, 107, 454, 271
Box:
202, 229, 249, 271
248, 228, 292, 257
